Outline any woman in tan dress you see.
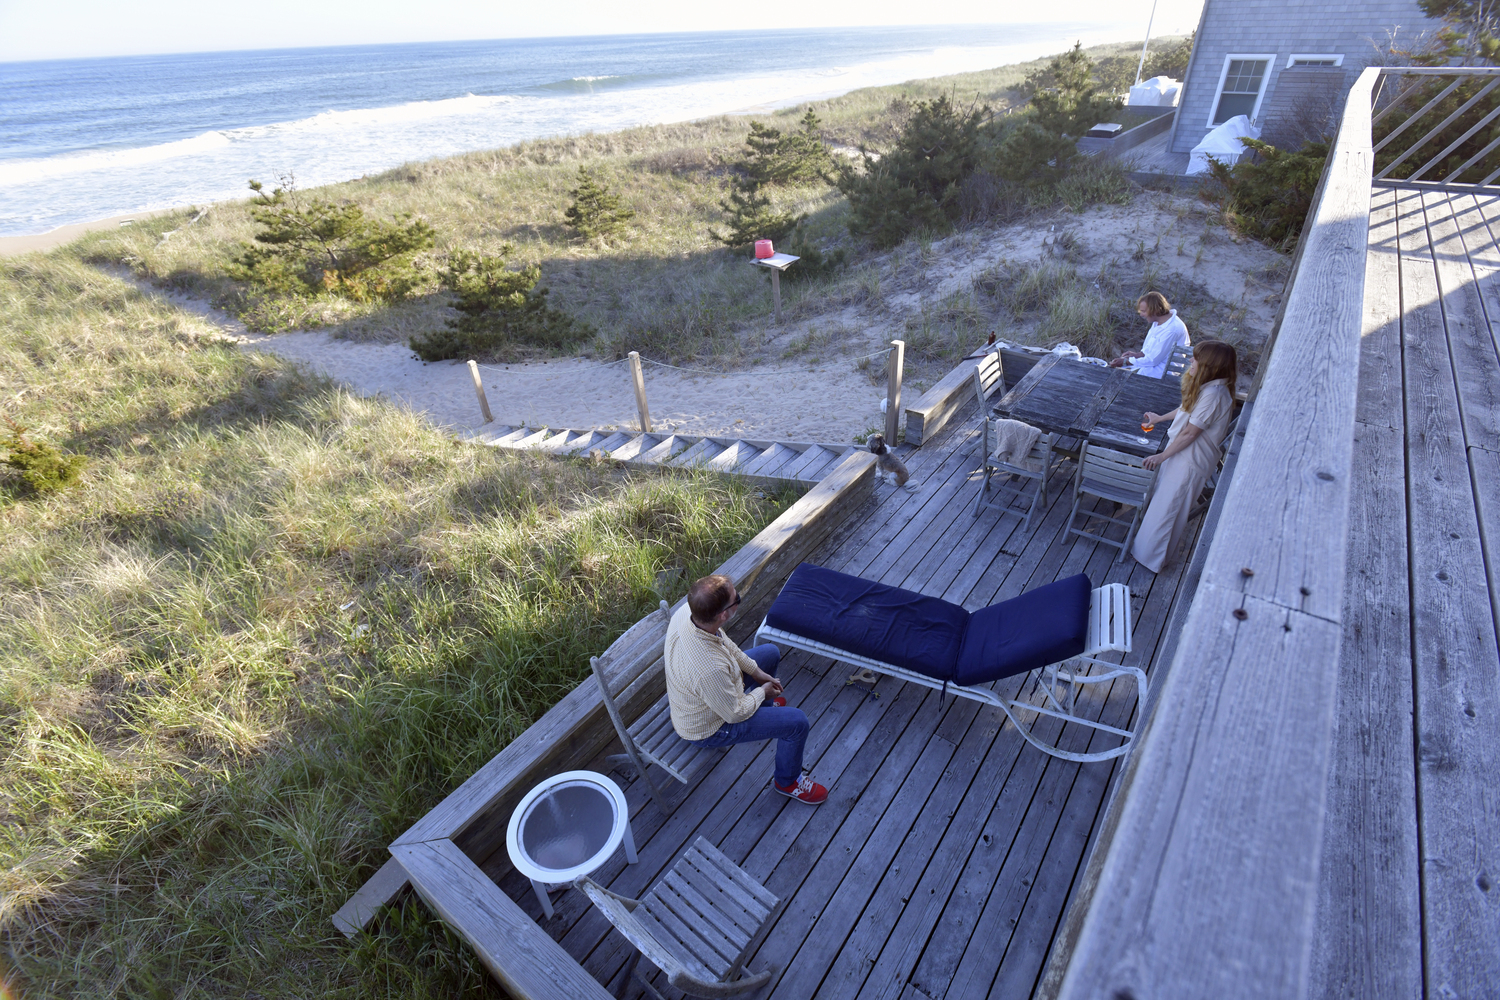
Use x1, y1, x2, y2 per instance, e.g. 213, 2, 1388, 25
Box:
1130, 341, 1237, 573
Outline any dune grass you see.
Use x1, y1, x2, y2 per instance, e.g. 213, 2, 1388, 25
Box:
76, 37, 1171, 367
0, 253, 797, 998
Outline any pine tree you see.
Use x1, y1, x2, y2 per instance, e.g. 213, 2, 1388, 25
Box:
1028, 43, 1123, 136
564, 167, 634, 242
716, 175, 802, 247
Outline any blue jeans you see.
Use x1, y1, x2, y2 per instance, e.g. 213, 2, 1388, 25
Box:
692, 644, 809, 787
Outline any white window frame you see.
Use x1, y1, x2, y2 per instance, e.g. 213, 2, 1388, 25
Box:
1287, 53, 1345, 67
1205, 53, 1278, 128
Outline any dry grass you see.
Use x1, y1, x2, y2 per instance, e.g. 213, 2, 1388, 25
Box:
72, 37, 1169, 368
0, 254, 796, 998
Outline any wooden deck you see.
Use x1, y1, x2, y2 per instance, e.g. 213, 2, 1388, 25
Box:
477, 401, 1207, 999
1310, 185, 1500, 997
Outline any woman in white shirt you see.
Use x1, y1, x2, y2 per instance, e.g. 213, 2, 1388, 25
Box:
1109, 291, 1190, 378
1130, 340, 1237, 573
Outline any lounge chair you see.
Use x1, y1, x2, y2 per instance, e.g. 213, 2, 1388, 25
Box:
754, 564, 1143, 763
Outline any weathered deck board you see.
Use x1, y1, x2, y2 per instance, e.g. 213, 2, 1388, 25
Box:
482, 394, 1204, 999
1393, 186, 1500, 997
1307, 185, 1423, 1000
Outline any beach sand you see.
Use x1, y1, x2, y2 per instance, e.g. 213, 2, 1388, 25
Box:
0, 209, 182, 257
242, 329, 888, 444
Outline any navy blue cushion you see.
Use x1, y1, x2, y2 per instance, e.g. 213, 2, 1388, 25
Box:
763, 563, 969, 680
954, 574, 1091, 685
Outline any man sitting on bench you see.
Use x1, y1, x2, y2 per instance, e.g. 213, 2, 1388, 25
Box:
665, 574, 830, 806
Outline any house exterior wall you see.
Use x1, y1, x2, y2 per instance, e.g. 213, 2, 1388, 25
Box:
1167, 0, 1441, 155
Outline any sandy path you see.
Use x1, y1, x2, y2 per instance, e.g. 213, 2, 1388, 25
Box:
243, 330, 888, 443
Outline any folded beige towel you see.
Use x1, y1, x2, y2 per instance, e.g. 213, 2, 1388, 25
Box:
991, 419, 1042, 467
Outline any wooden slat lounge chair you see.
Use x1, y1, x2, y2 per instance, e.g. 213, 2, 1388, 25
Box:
1067, 442, 1157, 564
575, 837, 784, 999
755, 565, 1144, 764
590, 601, 723, 812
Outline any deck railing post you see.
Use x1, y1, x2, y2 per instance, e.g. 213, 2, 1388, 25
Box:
885, 340, 905, 444
628, 351, 652, 433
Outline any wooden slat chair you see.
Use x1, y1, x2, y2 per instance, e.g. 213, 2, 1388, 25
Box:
971, 350, 1004, 411
974, 418, 1057, 533
575, 837, 785, 999
1165, 344, 1193, 379
1067, 442, 1158, 563
590, 601, 723, 812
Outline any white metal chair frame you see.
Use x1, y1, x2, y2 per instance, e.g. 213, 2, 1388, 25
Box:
575, 837, 786, 999
755, 584, 1144, 763
591, 601, 722, 812
1067, 442, 1158, 564
974, 418, 1057, 533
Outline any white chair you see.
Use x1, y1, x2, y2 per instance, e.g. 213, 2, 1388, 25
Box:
1067, 443, 1158, 563
575, 837, 785, 999
974, 418, 1056, 533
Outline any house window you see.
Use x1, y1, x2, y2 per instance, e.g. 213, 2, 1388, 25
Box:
1288, 53, 1344, 67
1209, 55, 1274, 126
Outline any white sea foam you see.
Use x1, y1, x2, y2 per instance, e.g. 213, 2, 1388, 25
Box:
0, 25, 1135, 235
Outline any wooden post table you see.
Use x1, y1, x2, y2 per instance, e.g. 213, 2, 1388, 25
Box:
991, 355, 1183, 457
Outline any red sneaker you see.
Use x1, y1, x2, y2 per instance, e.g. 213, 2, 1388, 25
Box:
770, 696, 787, 707
773, 774, 828, 805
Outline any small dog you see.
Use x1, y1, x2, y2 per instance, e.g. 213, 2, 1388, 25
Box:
868, 434, 917, 490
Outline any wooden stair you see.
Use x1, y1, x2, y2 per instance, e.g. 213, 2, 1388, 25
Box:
468, 425, 861, 485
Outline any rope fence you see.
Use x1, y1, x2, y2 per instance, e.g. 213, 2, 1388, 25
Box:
464, 345, 901, 436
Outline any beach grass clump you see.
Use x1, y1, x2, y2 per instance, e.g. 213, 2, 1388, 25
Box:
0, 253, 796, 997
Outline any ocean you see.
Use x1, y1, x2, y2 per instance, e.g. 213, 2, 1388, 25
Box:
0, 24, 1136, 237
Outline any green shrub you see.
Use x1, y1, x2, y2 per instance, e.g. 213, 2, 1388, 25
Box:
1209, 138, 1329, 247
564, 167, 635, 242
228, 178, 435, 302
740, 109, 837, 186
1024, 43, 1123, 137
839, 94, 988, 247
1143, 32, 1195, 81
715, 176, 803, 248
991, 121, 1079, 189
2, 417, 86, 495
409, 248, 592, 361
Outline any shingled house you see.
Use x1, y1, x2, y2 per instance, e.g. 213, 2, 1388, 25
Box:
1165, 0, 1440, 155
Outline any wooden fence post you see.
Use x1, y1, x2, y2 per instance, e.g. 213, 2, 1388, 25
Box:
467, 360, 494, 423
885, 340, 905, 444
628, 351, 652, 433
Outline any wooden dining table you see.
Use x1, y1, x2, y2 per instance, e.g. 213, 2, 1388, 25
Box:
990, 353, 1184, 457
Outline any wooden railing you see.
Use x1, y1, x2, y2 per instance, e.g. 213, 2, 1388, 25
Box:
1049, 66, 1381, 999
1372, 66, 1500, 189
332, 451, 877, 999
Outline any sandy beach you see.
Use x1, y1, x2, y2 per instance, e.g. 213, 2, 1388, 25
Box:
0, 208, 185, 257
242, 329, 890, 444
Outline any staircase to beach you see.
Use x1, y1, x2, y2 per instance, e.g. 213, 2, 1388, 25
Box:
470, 424, 862, 485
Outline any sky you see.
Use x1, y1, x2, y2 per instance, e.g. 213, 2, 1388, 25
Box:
0, 0, 1206, 63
